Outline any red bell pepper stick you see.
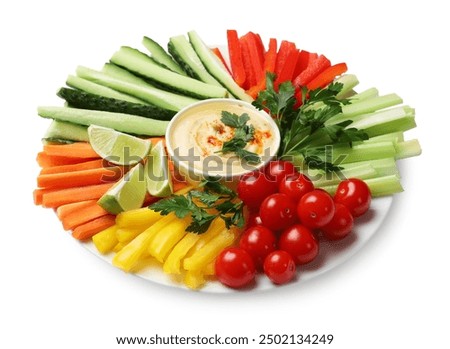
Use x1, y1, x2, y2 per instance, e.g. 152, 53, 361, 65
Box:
240, 32, 265, 87
239, 38, 255, 89
293, 50, 312, 78
306, 62, 348, 90
254, 33, 266, 64
274, 48, 299, 89
274, 40, 297, 80
227, 29, 246, 87
293, 54, 331, 88
246, 38, 278, 98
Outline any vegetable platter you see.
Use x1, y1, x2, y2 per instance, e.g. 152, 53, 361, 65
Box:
33, 29, 421, 292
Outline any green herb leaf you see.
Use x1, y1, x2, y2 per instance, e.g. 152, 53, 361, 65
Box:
256, 77, 369, 171
218, 111, 260, 164
202, 180, 235, 197
150, 195, 195, 219
149, 180, 244, 234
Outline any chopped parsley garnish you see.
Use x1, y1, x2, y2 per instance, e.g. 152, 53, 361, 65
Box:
149, 179, 244, 234
217, 111, 261, 164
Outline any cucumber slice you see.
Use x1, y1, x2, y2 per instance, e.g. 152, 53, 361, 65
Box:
43, 120, 89, 142
66, 75, 144, 104
142, 36, 186, 75
168, 35, 222, 86
188, 30, 253, 102
110, 46, 228, 100
76, 66, 199, 111
38, 106, 169, 136
57, 87, 175, 120
102, 63, 150, 87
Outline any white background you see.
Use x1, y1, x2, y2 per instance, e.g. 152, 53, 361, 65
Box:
1, 1, 448, 348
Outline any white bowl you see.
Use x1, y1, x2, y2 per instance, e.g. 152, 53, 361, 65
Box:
165, 98, 280, 184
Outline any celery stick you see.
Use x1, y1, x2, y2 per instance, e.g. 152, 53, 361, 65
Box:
326, 105, 410, 128
349, 87, 379, 102
365, 131, 404, 144
318, 175, 403, 197
308, 163, 378, 187
351, 107, 416, 137
337, 90, 357, 99
343, 158, 399, 177
332, 141, 397, 163
335, 74, 359, 99
291, 141, 396, 167
395, 139, 422, 159
341, 93, 403, 117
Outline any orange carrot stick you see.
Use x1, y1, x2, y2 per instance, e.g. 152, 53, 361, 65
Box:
43, 142, 99, 159
72, 215, 116, 240
56, 200, 98, 220
37, 166, 124, 189
61, 201, 109, 231
33, 188, 55, 205
40, 159, 106, 175
42, 182, 114, 208
37, 152, 93, 168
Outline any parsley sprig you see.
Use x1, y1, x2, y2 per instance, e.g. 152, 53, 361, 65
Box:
253, 73, 369, 172
149, 180, 244, 234
217, 111, 261, 164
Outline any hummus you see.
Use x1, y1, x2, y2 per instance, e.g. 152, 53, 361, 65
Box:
166, 99, 280, 182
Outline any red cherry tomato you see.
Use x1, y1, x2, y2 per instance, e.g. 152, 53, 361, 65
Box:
246, 211, 263, 228
278, 224, 319, 265
263, 250, 296, 285
297, 189, 335, 229
334, 178, 371, 217
279, 173, 314, 202
215, 247, 256, 288
264, 160, 298, 185
259, 193, 298, 231
321, 203, 354, 240
237, 171, 278, 210
239, 225, 277, 268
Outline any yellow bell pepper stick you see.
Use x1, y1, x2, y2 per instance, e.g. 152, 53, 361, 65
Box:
113, 242, 126, 253
163, 217, 225, 274
116, 227, 144, 243
203, 261, 215, 276
183, 218, 226, 260
116, 207, 162, 229
148, 216, 191, 263
163, 233, 201, 274
183, 228, 238, 272
184, 270, 206, 290
112, 213, 176, 272
92, 225, 118, 254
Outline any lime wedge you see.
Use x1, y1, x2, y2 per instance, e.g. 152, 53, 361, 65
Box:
98, 163, 146, 214
88, 125, 151, 165
145, 141, 173, 197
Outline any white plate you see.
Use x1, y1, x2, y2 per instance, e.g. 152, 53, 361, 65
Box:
82, 195, 393, 293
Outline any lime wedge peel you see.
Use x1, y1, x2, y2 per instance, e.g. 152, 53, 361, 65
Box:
145, 141, 173, 198
88, 125, 151, 165
98, 163, 147, 215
